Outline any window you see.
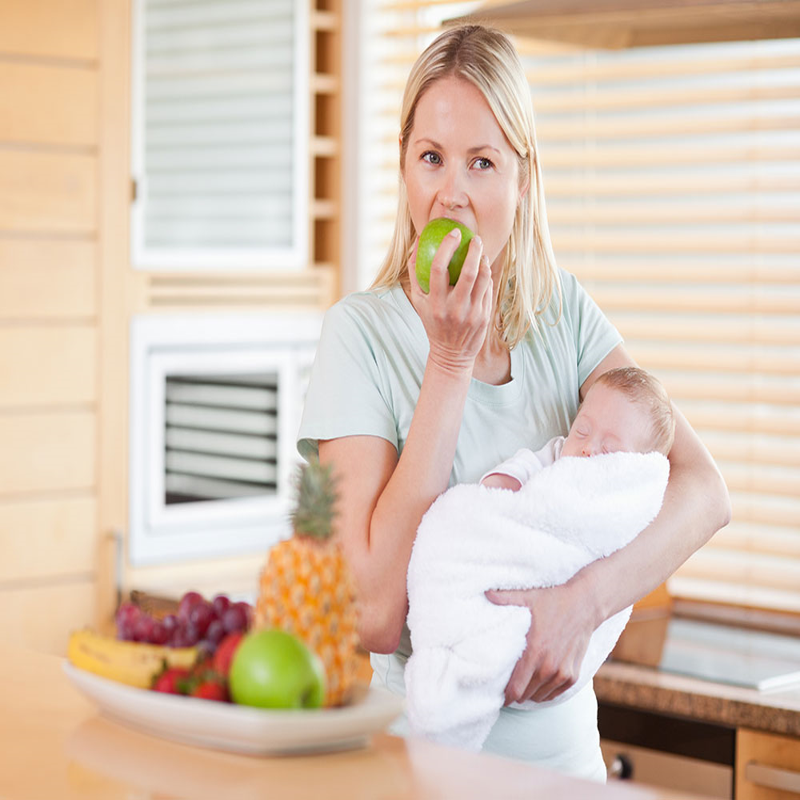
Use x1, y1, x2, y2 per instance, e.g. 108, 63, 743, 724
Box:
360, 1, 800, 613
131, 0, 309, 270
129, 313, 321, 565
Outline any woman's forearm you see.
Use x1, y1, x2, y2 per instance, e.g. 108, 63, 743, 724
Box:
321, 357, 473, 653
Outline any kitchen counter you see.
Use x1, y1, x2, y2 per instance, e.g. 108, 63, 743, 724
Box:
0, 644, 700, 800
596, 659, 800, 737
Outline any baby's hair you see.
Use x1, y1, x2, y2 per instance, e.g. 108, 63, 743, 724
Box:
593, 367, 676, 455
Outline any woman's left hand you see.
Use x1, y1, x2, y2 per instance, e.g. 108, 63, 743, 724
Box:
485, 580, 600, 704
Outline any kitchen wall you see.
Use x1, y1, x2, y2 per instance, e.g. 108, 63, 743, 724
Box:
0, 0, 101, 653
0, 0, 342, 654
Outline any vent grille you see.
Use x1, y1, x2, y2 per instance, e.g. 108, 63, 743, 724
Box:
164, 373, 279, 504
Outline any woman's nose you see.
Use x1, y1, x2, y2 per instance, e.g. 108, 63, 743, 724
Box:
437, 168, 468, 210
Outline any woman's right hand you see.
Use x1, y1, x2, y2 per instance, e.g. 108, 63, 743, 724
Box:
407, 229, 493, 374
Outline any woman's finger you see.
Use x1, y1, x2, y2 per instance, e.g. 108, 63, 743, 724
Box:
504, 650, 538, 705
450, 235, 483, 305
406, 237, 422, 297
471, 254, 492, 308
428, 227, 463, 301
527, 669, 571, 703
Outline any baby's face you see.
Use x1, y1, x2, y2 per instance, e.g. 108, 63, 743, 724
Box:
561, 383, 656, 458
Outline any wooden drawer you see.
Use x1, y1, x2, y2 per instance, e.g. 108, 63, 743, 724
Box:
737, 729, 800, 799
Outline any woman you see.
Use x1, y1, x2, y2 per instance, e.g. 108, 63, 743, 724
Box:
298, 25, 730, 779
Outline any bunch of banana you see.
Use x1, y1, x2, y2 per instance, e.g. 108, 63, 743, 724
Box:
68, 629, 198, 689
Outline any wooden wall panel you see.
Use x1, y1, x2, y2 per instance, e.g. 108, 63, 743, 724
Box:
0, 151, 96, 233
0, 0, 98, 62
0, 497, 95, 583
0, 0, 101, 653
0, 413, 95, 495
0, 62, 97, 147
0, 581, 96, 656
0, 326, 96, 407
0, 240, 96, 320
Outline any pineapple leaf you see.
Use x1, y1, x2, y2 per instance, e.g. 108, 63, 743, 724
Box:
291, 458, 339, 540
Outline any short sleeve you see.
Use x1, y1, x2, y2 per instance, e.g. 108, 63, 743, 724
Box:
297, 299, 398, 461
559, 270, 623, 387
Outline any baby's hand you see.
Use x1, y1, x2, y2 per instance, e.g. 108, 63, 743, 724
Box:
480, 473, 522, 492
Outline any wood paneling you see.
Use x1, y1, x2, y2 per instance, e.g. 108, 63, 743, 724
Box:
0, 496, 96, 582
0, 580, 96, 656
0, 150, 96, 233
0, 0, 101, 652
0, 412, 95, 495
0, 0, 98, 62
96, 0, 131, 632
0, 62, 97, 147
0, 326, 96, 407
0, 239, 96, 319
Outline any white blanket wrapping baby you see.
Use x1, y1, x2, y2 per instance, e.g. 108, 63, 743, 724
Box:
405, 451, 670, 751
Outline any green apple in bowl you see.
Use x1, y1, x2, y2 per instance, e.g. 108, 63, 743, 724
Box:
228, 630, 326, 709
415, 218, 476, 294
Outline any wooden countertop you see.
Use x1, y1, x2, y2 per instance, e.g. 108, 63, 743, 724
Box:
596, 660, 800, 736
0, 644, 701, 800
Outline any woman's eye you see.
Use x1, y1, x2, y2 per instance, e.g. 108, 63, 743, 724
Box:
473, 157, 494, 170
422, 151, 442, 165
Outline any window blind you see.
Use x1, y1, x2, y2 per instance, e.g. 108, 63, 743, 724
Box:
362, 0, 800, 613
164, 373, 279, 503
131, 0, 308, 270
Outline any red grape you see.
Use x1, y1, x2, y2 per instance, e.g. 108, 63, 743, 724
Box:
222, 605, 248, 633
212, 594, 230, 617
189, 601, 215, 637
133, 615, 155, 642
178, 591, 204, 621
150, 620, 169, 645
205, 619, 226, 646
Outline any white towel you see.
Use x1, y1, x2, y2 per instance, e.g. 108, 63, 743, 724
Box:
405, 451, 670, 751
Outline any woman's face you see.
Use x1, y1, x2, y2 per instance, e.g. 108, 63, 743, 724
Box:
402, 76, 527, 273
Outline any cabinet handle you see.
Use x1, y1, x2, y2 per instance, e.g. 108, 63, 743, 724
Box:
745, 761, 800, 793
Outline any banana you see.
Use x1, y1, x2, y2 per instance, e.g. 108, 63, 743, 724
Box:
68, 629, 198, 689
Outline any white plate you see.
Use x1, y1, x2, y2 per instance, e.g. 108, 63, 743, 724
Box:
63, 662, 404, 755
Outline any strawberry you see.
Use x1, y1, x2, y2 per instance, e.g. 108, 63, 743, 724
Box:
152, 666, 191, 694
213, 632, 244, 677
191, 679, 229, 702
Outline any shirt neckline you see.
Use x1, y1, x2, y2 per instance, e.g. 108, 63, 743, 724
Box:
387, 284, 524, 406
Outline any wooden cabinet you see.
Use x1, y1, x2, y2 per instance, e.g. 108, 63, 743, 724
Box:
737, 729, 800, 799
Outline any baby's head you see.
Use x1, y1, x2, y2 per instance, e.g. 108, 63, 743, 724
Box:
561, 367, 675, 458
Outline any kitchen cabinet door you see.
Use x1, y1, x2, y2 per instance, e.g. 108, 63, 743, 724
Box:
737, 728, 800, 799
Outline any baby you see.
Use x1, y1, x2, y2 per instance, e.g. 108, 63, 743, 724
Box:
482, 366, 675, 492
405, 366, 675, 751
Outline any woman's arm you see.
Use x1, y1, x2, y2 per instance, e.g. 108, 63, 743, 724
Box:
489, 344, 731, 704
320, 234, 493, 654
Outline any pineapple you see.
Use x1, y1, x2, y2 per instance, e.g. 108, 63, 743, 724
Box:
255, 458, 360, 706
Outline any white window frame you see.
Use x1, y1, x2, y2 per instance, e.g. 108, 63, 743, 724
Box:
129, 312, 322, 566
129, 0, 310, 271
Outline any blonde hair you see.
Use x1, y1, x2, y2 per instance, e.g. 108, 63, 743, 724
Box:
594, 367, 676, 455
369, 25, 561, 348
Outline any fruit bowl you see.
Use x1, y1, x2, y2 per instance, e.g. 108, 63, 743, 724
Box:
64, 662, 404, 756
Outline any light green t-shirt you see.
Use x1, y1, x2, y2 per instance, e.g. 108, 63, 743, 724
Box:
298, 269, 621, 485
296, 269, 620, 778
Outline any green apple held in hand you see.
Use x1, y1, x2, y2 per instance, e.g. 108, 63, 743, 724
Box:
415, 218, 476, 294
228, 630, 326, 709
